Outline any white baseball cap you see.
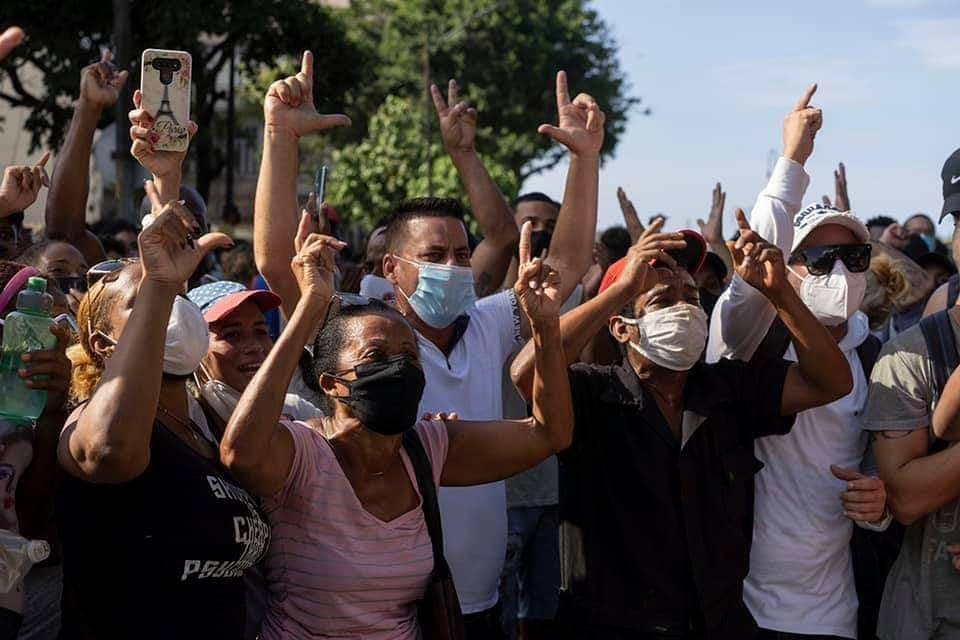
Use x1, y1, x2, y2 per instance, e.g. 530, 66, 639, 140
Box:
792, 203, 869, 252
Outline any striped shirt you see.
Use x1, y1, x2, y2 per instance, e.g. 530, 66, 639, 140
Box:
261, 419, 448, 639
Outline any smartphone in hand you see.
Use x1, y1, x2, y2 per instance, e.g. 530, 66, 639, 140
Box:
140, 49, 192, 152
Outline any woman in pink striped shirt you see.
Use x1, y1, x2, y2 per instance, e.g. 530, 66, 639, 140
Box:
220, 223, 573, 639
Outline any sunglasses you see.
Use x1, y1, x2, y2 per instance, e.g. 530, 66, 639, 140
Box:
790, 243, 871, 276
86, 258, 138, 289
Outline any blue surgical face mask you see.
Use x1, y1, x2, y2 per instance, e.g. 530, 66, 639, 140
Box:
393, 256, 477, 328
921, 232, 936, 251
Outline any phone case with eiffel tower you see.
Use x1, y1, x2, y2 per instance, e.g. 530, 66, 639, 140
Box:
140, 49, 192, 152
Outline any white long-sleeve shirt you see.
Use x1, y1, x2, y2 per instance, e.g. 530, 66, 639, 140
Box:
706, 157, 885, 639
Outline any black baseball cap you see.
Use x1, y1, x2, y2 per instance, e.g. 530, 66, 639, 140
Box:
939, 147, 960, 223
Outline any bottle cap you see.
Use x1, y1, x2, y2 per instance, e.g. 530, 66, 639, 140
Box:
25, 540, 50, 563
25, 277, 47, 293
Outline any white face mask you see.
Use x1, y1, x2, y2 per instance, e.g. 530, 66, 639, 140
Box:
162, 296, 210, 375
788, 261, 866, 327
200, 377, 242, 423
358, 273, 396, 303
618, 302, 708, 371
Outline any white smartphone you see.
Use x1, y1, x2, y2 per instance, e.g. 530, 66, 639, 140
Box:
140, 49, 192, 152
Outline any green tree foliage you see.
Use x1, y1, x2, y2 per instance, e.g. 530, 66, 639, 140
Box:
0, 0, 364, 201
326, 94, 518, 229
341, 0, 640, 181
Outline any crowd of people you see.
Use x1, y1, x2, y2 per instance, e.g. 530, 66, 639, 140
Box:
2, 22, 960, 640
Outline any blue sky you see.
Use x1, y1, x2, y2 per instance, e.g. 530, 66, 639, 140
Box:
523, 0, 960, 240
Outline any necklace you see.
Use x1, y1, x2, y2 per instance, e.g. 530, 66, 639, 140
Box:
157, 405, 200, 441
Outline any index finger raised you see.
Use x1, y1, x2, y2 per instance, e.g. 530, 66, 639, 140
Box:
430, 83, 446, 114
734, 207, 752, 232
34, 150, 51, 169
555, 70, 570, 108
300, 50, 314, 80
519, 220, 532, 265
792, 83, 817, 112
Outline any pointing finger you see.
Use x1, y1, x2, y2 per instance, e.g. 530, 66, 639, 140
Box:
448, 78, 458, 109
300, 50, 313, 80
430, 83, 446, 114
519, 220, 532, 265
34, 150, 50, 169
793, 83, 817, 112
555, 70, 570, 109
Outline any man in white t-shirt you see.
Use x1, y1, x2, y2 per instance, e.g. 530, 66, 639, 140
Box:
380, 72, 602, 635
707, 84, 891, 639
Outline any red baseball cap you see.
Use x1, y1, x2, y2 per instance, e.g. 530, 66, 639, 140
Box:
598, 229, 707, 294
187, 281, 282, 324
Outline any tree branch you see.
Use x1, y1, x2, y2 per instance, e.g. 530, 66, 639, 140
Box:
519, 153, 564, 182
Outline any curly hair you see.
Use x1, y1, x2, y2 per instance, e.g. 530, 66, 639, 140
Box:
861, 253, 911, 331
66, 266, 132, 404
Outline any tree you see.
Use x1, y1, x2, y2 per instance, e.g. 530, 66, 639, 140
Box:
0, 0, 366, 201
341, 0, 641, 182
326, 94, 519, 229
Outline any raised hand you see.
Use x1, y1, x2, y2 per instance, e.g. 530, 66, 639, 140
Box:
431, 79, 477, 155
0, 27, 24, 62
538, 71, 605, 157
697, 182, 726, 245
833, 162, 849, 211
0, 152, 51, 216
80, 49, 129, 111
291, 211, 344, 306
616, 187, 644, 243
782, 83, 822, 166
617, 218, 686, 297
264, 51, 351, 138
514, 221, 562, 325
879, 222, 907, 250
830, 465, 886, 523
727, 208, 788, 296
138, 183, 232, 288
129, 90, 196, 178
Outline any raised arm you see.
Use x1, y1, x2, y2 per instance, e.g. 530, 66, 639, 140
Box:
706, 84, 819, 363
254, 51, 350, 320
726, 209, 852, 414
441, 222, 572, 485
0, 154, 49, 218
58, 198, 230, 483
46, 50, 128, 265
537, 71, 603, 309
616, 186, 644, 244
432, 80, 519, 297
696, 182, 734, 281
511, 219, 685, 398
221, 227, 342, 497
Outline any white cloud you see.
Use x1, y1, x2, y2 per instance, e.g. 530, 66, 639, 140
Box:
897, 19, 960, 69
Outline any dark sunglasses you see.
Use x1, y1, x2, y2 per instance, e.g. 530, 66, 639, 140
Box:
86, 258, 138, 289
790, 243, 871, 276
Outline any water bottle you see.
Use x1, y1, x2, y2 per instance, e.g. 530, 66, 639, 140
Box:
0, 530, 49, 593
0, 277, 55, 422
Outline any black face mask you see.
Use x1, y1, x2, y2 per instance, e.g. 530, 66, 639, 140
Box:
529, 230, 553, 259
330, 355, 426, 435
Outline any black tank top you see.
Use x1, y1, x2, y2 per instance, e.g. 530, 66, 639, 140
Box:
56, 420, 270, 639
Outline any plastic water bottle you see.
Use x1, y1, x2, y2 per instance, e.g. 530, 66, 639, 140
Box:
0, 277, 55, 422
0, 530, 49, 593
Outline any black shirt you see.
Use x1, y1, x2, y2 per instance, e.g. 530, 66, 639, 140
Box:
57, 421, 270, 639
559, 357, 794, 637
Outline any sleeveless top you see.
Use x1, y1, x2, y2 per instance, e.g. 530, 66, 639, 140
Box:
56, 419, 269, 639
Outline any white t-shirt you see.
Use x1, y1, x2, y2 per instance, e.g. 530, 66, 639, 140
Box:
743, 312, 870, 639
416, 290, 521, 614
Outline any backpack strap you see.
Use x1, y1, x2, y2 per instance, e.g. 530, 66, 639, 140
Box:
948, 274, 960, 310
402, 428, 452, 579
919, 310, 960, 396
919, 311, 960, 454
